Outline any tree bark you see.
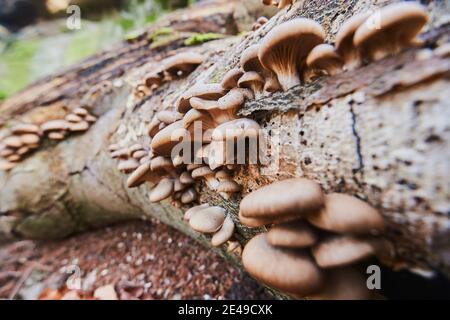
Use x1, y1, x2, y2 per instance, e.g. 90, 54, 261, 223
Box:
1, 0, 449, 281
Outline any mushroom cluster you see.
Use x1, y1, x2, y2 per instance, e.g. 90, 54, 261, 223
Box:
0, 106, 96, 171
134, 51, 203, 99
336, 3, 428, 70
184, 203, 236, 248
239, 178, 390, 299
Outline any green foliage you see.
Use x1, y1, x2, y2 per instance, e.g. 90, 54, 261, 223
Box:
184, 33, 225, 46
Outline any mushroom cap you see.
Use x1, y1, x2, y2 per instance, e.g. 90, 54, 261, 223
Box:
69, 121, 89, 132
110, 147, 129, 159
267, 220, 318, 248
127, 162, 152, 188
41, 120, 70, 132
73, 107, 88, 116
353, 3, 428, 56
257, 16, 269, 25
3, 136, 23, 148
85, 114, 97, 123
239, 210, 275, 227
184, 203, 209, 221
263, 75, 282, 93
239, 178, 324, 221
240, 44, 264, 72
132, 150, 147, 160
307, 193, 384, 234
189, 206, 226, 233
211, 215, 235, 247
186, 163, 203, 171
191, 165, 215, 179
147, 117, 162, 138
215, 169, 231, 180
151, 120, 189, 156
221, 68, 244, 90
176, 83, 226, 113
128, 144, 144, 155
181, 188, 197, 204
211, 118, 260, 141
217, 179, 241, 193
237, 71, 265, 90
258, 18, 325, 89
242, 233, 324, 296
335, 11, 371, 56
118, 159, 140, 173
306, 44, 343, 73
145, 73, 162, 87
180, 171, 194, 184
20, 134, 40, 145
48, 132, 66, 140
149, 178, 174, 202
156, 110, 183, 124
308, 267, 371, 300
150, 156, 174, 172
162, 52, 203, 74
182, 108, 215, 131
217, 88, 246, 111
65, 114, 83, 123
11, 124, 40, 134
311, 235, 377, 268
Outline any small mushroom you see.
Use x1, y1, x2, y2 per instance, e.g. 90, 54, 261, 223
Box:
242, 233, 324, 296
73, 107, 88, 117
307, 193, 384, 235
191, 165, 219, 189
0, 160, 17, 171
311, 235, 381, 268
353, 3, 428, 61
267, 220, 318, 248
48, 131, 66, 140
227, 241, 242, 256
217, 179, 241, 200
221, 68, 243, 90
147, 117, 162, 138
156, 110, 183, 124
176, 83, 226, 114
11, 124, 40, 135
335, 11, 371, 70
150, 156, 177, 177
256, 17, 269, 25
306, 44, 344, 77
211, 215, 235, 246
132, 150, 147, 160
211, 118, 261, 143
128, 144, 144, 156
118, 159, 140, 173
20, 133, 40, 146
111, 147, 129, 159
161, 52, 203, 77
0, 147, 14, 157
189, 206, 226, 233
65, 114, 83, 123
184, 203, 209, 221
240, 45, 264, 73
69, 121, 89, 132
180, 171, 195, 185
263, 76, 282, 93
41, 120, 70, 132
258, 18, 325, 90
127, 162, 155, 188
239, 178, 324, 223
149, 177, 174, 202
151, 120, 189, 156
277, 0, 292, 9
3, 136, 23, 149
238, 71, 265, 95
181, 187, 198, 204
108, 144, 120, 153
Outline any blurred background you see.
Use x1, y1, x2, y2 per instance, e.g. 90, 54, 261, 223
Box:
0, 0, 193, 102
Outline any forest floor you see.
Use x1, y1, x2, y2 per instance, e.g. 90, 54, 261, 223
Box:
0, 220, 272, 300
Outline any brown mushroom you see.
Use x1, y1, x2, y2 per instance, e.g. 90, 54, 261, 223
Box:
267, 220, 318, 248
189, 206, 226, 233
258, 18, 325, 90
211, 215, 235, 247
184, 203, 209, 221
238, 71, 265, 95
161, 52, 203, 77
156, 110, 183, 125
306, 44, 344, 76
149, 177, 174, 202
151, 120, 189, 156
118, 159, 140, 173
11, 124, 40, 135
176, 83, 226, 114
307, 193, 384, 235
242, 233, 324, 296
353, 3, 428, 61
191, 165, 219, 189
221, 68, 244, 90
239, 178, 324, 223
181, 187, 198, 204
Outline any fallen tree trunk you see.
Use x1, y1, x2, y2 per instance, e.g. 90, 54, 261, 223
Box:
1, 0, 449, 283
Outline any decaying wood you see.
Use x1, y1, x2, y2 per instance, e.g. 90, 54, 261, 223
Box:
0, 0, 449, 284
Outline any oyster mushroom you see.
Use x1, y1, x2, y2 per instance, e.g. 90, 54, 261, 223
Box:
311, 235, 382, 268
147, 117, 162, 138
149, 177, 174, 202
267, 220, 318, 248
11, 124, 40, 135
239, 178, 324, 223
156, 110, 183, 125
335, 11, 371, 70
3, 136, 23, 149
151, 120, 189, 156
307, 193, 384, 235
161, 52, 203, 77
189, 206, 226, 233
118, 158, 140, 173
176, 83, 226, 114
353, 3, 428, 61
127, 162, 155, 188
184, 203, 210, 221
211, 215, 235, 247
69, 121, 89, 132
242, 233, 324, 296
150, 156, 177, 177
306, 44, 344, 77
191, 165, 219, 189
238, 71, 265, 95
221, 68, 244, 90
258, 18, 325, 90
181, 187, 198, 204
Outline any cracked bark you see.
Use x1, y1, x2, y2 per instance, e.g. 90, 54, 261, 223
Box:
0, 0, 450, 285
